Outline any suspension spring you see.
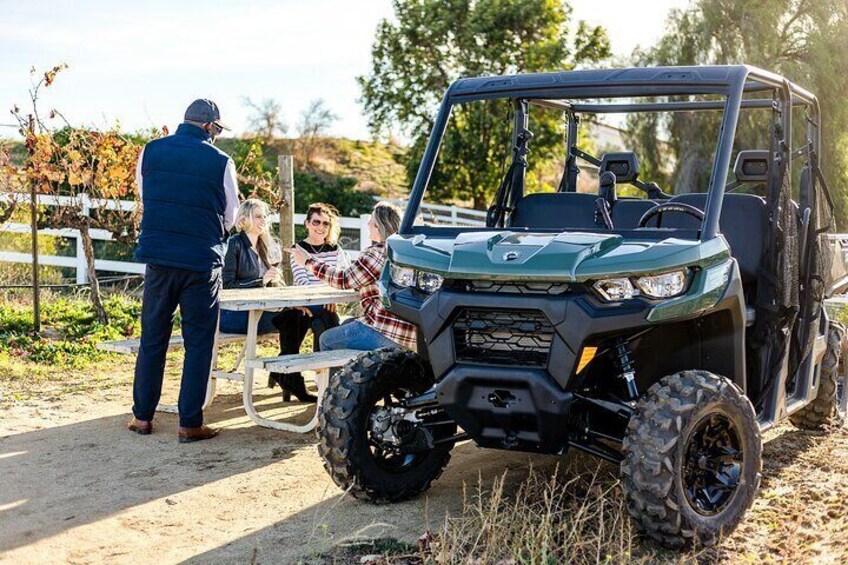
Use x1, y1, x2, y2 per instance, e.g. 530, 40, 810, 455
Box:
614, 338, 639, 399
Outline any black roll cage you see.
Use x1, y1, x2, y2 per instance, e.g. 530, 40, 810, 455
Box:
400, 65, 824, 242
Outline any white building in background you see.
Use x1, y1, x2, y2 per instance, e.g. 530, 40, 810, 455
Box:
590, 120, 630, 153
576, 120, 672, 193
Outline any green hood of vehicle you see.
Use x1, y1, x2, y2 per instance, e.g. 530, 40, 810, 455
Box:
387, 231, 729, 281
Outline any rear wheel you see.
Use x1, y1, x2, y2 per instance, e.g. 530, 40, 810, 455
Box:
317, 348, 455, 502
621, 370, 762, 547
790, 322, 847, 430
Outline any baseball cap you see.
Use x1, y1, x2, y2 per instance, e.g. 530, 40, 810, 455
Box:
184, 99, 230, 130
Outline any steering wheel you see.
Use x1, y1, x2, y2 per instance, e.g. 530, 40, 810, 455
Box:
638, 202, 705, 228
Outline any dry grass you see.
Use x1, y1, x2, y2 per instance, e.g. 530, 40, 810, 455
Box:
419, 462, 689, 565
321, 423, 848, 565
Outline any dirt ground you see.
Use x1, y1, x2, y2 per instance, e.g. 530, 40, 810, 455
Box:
2, 359, 848, 564
0, 364, 542, 564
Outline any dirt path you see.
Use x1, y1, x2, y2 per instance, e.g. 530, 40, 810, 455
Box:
0, 376, 540, 564
2, 372, 848, 564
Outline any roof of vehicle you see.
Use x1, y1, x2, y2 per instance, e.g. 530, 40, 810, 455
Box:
447, 65, 816, 106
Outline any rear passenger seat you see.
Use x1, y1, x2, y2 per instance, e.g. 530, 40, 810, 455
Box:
665, 193, 767, 288
510, 192, 600, 230
510, 192, 659, 230
611, 199, 657, 229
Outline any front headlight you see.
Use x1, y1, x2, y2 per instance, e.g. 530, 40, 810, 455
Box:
390, 264, 415, 288
593, 278, 635, 301
417, 271, 444, 293
635, 270, 689, 298
593, 269, 690, 302
390, 263, 444, 294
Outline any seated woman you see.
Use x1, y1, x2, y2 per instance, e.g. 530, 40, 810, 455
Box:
220, 199, 281, 335
290, 201, 416, 352
271, 203, 346, 402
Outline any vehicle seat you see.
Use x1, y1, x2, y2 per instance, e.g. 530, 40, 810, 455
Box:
510, 193, 601, 230
665, 193, 767, 287
610, 199, 658, 229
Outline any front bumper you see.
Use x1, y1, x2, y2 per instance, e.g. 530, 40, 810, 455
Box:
383, 263, 742, 452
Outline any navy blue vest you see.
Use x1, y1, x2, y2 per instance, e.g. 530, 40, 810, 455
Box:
135, 124, 231, 271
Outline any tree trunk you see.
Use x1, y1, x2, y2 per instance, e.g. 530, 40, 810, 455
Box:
79, 220, 108, 324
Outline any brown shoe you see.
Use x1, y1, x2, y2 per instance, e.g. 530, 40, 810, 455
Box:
178, 425, 219, 444
128, 417, 152, 435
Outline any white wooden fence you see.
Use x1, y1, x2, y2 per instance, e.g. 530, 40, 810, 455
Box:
6, 190, 843, 287
0, 192, 486, 284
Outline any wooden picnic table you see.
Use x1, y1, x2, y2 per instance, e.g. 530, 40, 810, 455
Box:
213, 285, 360, 432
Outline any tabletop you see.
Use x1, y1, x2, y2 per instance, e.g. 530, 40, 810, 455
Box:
219, 285, 359, 312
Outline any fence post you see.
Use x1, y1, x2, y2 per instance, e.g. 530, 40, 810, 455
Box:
76, 193, 90, 284
359, 214, 370, 251
278, 155, 295, 285
28, 156, 41, 333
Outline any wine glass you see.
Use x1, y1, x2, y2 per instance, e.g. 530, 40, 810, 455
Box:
267, 239, 283, 267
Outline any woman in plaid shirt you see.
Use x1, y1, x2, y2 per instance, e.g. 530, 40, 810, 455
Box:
290, 201, 416, 351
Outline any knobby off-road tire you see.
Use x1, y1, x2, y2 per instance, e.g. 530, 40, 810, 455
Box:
316, 348, 455, 503
790, 322, 847, 430
621, 370, 762, 548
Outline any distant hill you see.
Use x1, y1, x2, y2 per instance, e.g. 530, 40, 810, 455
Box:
217, 137, 411, 200
0, 136, 412, 199
317, 138, 410, 199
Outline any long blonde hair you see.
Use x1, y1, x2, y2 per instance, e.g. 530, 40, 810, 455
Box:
235, 199, 273, 267
371, 201, 402, 241
306, 202, 341, 245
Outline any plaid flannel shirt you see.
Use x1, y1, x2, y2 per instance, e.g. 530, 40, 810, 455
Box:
305, 242, 417, 350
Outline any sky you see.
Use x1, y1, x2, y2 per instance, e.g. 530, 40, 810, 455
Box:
0, 0, 689, 141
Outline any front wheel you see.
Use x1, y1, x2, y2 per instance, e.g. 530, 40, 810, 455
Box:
621, 370, 762, 548
316, 348, 456, 502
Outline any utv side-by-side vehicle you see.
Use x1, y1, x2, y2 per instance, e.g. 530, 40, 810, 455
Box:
317, 66, 848, 547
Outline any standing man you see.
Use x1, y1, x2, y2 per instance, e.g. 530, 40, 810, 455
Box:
128, 99, 239, 443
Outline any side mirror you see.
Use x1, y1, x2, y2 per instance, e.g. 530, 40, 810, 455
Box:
734, 150, 770, 183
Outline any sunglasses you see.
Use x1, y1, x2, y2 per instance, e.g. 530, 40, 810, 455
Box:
309, 218, 331, 228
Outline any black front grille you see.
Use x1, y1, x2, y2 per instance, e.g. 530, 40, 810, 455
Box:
453, 308, 554, 367
446, 280, 569, 295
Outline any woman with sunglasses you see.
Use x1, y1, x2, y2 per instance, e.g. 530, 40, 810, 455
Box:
271, 202, 347, 402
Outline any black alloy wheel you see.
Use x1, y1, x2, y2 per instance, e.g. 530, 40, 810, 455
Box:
621, 370, 761, 548
367, 387, 426, 473
681, 414, 744, 516
317, 348, 456, 502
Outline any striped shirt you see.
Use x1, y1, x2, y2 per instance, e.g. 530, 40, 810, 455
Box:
291, 241, 348, 286
305, 241, 417, 350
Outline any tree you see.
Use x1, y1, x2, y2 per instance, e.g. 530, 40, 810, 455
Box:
295, 99, 338, 169
242, 97, 287, 142
625, 0, 848, 222
359, 0, 610, 209
11, 65, 153, 324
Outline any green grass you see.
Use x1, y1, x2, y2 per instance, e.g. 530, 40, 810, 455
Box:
0, 291, 142, 369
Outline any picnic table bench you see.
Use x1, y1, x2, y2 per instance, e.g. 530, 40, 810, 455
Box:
98, 285, 362, 433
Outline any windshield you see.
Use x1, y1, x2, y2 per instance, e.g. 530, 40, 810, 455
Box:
407, 91, 783, 239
